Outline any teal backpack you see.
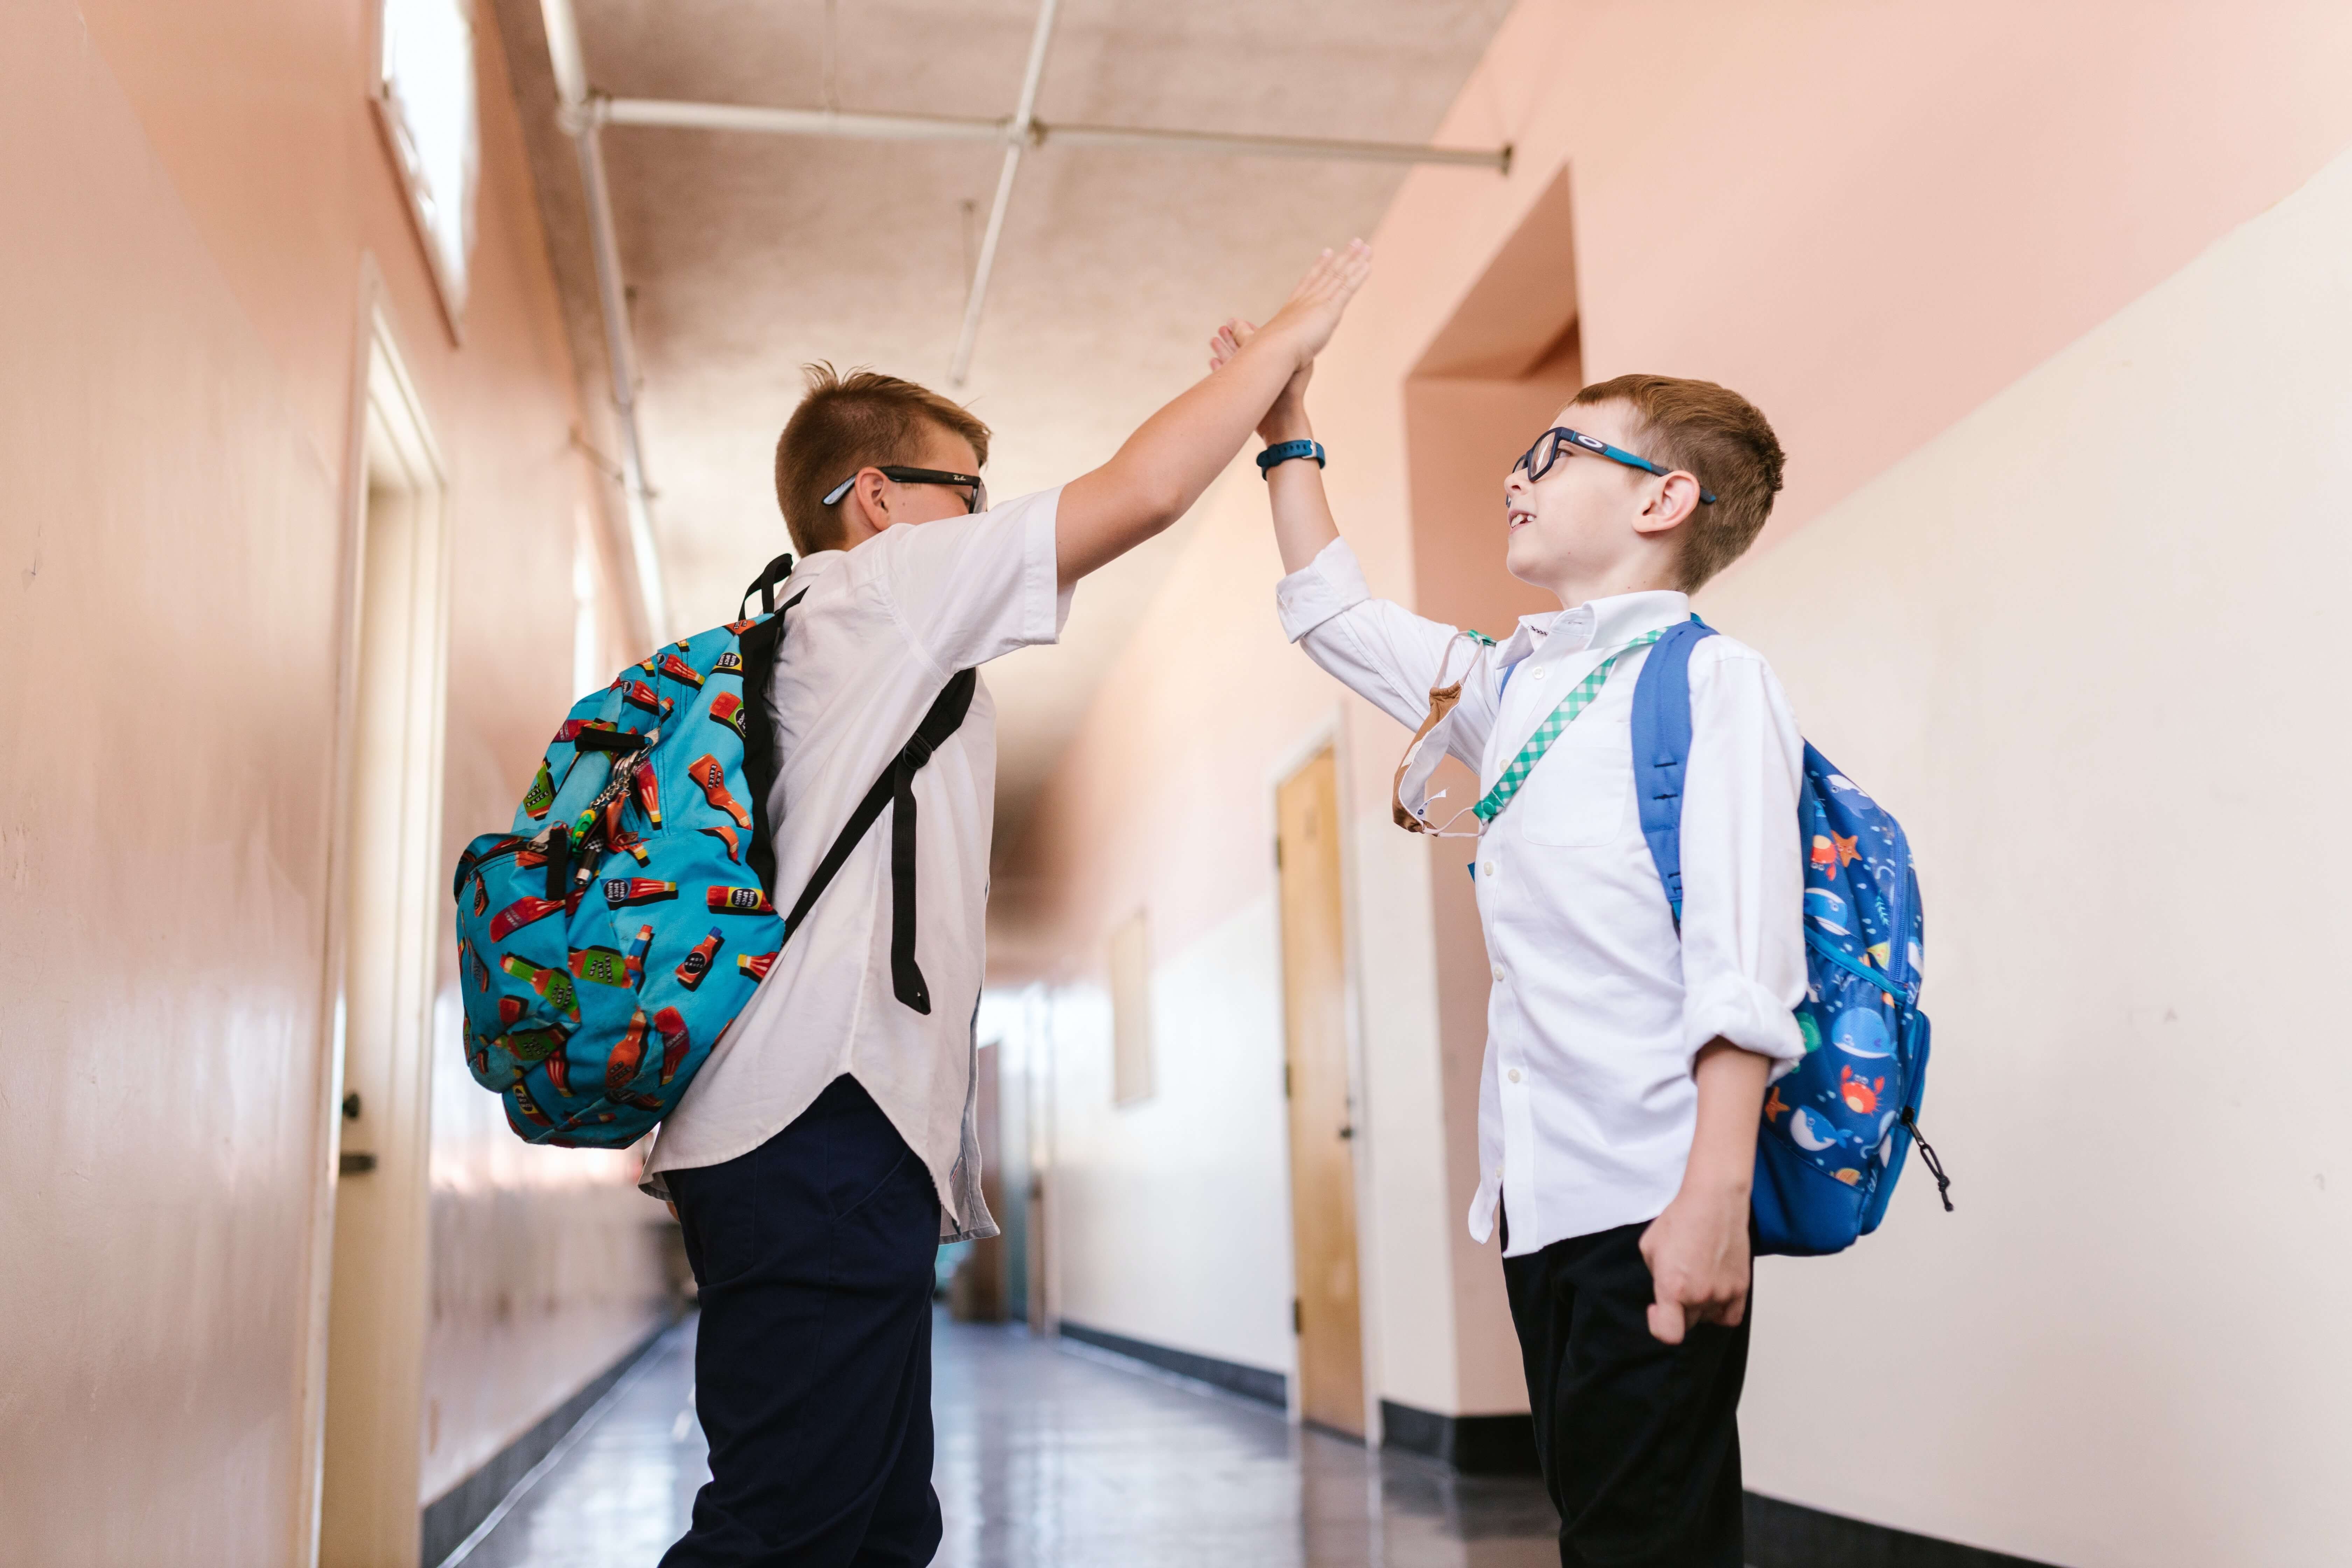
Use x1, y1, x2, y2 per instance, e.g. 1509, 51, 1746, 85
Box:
451, 554, 974, 1147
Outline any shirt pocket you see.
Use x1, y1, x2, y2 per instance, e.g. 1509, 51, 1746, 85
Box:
1513, 717, 1631, 848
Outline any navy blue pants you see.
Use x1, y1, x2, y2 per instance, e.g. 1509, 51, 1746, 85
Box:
660, 1075, 944, 1568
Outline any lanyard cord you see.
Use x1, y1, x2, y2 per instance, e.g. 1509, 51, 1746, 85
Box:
1472, 628, 1668, 823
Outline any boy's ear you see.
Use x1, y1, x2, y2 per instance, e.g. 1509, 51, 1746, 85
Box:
1632, 472, 1706, 537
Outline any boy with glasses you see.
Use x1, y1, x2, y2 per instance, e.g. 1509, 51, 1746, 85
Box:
1214, 322, 1804, 1568
643, 244, 1370, 1568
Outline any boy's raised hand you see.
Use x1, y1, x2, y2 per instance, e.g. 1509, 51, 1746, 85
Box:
1209, 318, 1310, 443
1054, 239, 1372, 587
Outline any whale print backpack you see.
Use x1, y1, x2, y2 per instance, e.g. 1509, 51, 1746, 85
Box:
451, 553, 974, 1148
1629, 618, 1953, 1255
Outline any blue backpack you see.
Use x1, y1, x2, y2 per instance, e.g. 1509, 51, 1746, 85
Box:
1629, 618, 1951, 1255
451, 554, 975, 1148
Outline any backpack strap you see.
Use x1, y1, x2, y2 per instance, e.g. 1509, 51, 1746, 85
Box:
731, 581, 977, 1015
1627, 615, 1717, 929
779, 669, 978, 1015
741, 552, 797, 618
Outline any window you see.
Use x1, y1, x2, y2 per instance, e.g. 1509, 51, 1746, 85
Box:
373, 0, 479, 333
572, 511, 607, 700
1109, 911, 1154, 1106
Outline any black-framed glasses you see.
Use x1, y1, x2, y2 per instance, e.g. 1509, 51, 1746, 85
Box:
1513, 427, 1716, 505
821, 465, 987, 514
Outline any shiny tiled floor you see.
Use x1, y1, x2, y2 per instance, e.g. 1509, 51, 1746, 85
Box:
448, 1310, 1562, 1567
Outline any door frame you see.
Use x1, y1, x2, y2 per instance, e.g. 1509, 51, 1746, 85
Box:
1264, 712, 1382, 1442
292, 259, 453, 1567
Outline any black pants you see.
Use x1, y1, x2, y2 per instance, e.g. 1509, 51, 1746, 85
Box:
1502, 1217, 1749, 1568
661, 1075, 944, 1568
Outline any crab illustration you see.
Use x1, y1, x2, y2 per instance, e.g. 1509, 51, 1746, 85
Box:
1838, 1065, 1884, 1115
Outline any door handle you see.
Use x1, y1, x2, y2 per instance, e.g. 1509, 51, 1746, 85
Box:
1337, 1125, 1354, 1140
340, 1152, 378, 1176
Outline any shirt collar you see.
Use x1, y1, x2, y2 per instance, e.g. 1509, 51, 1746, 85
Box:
1494, 589, 1692, 669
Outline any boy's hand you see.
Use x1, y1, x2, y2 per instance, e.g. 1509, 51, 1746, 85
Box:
1638, 1180, 1751, 1345
1261, 239, 1372, 366
1209, 318, 1311, 442
1639, 1037, 1770, 1344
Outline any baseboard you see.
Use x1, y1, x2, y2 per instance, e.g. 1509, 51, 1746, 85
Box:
1746, 1493, 2065, 1568
420, 1317, 671, 1567
1055, 1319, 1287, 1408
1378, 1400, 1541, 1475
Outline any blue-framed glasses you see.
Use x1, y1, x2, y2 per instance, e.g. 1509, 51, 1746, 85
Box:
1513, 427, 1716, 505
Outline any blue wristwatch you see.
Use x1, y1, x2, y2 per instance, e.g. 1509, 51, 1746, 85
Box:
1256, 439, 1325, 477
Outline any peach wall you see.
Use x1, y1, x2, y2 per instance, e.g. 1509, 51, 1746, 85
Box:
1, 1, 666, 1562
992, 0, 2352, 1533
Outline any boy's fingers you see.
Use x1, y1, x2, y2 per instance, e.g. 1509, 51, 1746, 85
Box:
1647, 1299, 1687, 1345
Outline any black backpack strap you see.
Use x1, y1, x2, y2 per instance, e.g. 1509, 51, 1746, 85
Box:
735, 589, 808, 898
779, 668, 978, 1015
741, 551, 797, 618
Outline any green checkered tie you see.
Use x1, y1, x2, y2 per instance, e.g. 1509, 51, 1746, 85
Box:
1472, 628, 1669, 823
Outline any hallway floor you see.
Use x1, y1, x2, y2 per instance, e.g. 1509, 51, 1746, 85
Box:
446, 1310, 1561, 1567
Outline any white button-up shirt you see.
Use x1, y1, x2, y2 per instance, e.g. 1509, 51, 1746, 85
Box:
644, 488, 1071, 1239
1277, 539, 1807, 1256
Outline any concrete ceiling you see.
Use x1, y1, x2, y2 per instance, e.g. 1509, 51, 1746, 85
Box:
490, 0, 1516, 860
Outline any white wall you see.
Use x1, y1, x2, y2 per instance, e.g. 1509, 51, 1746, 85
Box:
1708, 143, 2352, 1567
1017, 899, 1300, 1379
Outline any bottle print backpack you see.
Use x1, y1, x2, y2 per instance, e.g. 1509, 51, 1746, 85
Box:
1629, 618, 1952, 1255
451, 553, 975, 1148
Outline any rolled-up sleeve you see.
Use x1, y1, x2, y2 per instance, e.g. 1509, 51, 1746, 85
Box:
1676, 643, 1808, 1069
1276, 538, 1497, 760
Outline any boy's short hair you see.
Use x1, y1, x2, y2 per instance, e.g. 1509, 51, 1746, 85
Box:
774, 364, 993, 556
1570, 374, 1784, 591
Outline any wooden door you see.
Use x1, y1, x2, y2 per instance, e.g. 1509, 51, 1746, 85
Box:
1276, 748, 1364, 1435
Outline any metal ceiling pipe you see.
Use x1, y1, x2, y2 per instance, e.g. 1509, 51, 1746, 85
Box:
1038, 121, 1509, 172
542, 0, 672, 643
596, 97, 1510, 173
601, 97, 1004, 144
950, 0, 1063, 386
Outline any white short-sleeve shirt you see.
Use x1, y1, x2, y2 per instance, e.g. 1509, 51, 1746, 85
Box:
643, 487, 1070, 1238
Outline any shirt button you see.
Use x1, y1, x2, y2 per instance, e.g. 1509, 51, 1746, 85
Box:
1491, 963, 1504, 981
1531, 667, 1548, 681
1507, 1068, 1522, 1084
1481, 861, 1495, 878
1493, 1164, 1504, 1178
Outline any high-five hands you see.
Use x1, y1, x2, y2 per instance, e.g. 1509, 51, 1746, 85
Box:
1209, 240, 1371, 441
